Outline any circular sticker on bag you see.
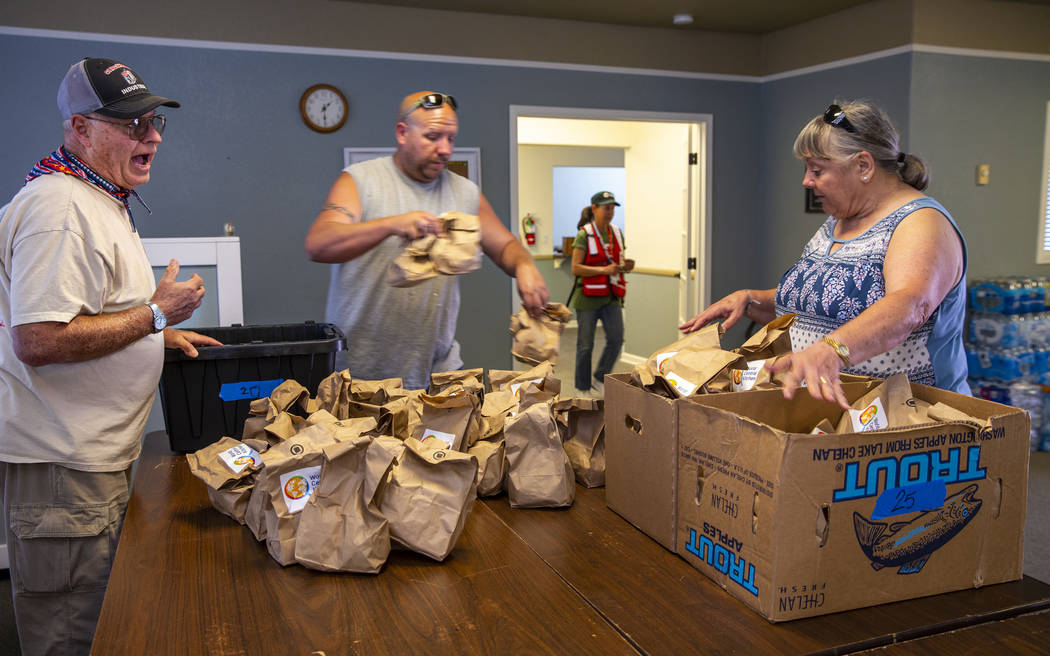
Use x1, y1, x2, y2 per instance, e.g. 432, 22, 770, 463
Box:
284, 475, 309, 500
290, 444, 304, 456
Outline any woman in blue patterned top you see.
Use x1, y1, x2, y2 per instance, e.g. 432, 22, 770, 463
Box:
680, 100, 967, 408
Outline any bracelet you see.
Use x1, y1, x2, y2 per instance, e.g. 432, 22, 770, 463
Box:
744, 290, 761, 317
822, 335, 851, 367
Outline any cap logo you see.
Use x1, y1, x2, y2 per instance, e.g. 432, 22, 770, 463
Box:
103, 63, 127, 75
121, 69, 137, 86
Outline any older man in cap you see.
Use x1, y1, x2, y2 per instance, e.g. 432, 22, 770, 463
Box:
305, 91, 549, 390
0, 57, 218, 654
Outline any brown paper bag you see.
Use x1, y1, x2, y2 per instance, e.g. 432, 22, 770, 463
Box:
430, 211, 482, 275
241, 380, 312, 444
429, 368, 484, 395
478, 389, 517, 442
377, 437, 479, 561
293, 434, 395, 573
351, 377, 406, 405
631, 323, 726, 394
388, 235, 439, 287
309, 414, 381, 442
554, 397, 606, 488
411, 392, 478, 452
504, 400, 575, 508
186, 436, 263, 524
509, 303, 574, 365
467, 438, 507, 497
385, 389, 424, 440
314, 369, 353, 418
736, 313, 796, 361
498, 361, 562, 406
487, 369, 521, 392
255, 424, 341, 565
388, 212, 482, 286
835, 373, 929, 433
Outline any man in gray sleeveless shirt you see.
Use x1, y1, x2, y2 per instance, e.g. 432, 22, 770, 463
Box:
305, 91, 549, 390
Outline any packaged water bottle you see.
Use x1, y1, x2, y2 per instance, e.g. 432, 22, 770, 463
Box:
970, 280, 1007, 313
1008, 380, 1043, 451
1040, 384, 1050, 451
1023, 279, 1045, 313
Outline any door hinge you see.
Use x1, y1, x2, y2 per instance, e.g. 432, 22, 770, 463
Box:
687, 257, 697, 270
688, 153, 698, 165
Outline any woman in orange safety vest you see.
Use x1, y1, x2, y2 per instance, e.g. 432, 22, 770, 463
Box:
568, 191, 634, 396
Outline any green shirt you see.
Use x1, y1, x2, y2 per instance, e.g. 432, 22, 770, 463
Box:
568, 225, 625, 310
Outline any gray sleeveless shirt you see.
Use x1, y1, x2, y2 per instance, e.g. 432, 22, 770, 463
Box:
324, 156, 480, 390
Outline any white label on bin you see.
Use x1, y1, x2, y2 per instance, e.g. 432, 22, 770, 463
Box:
219, 443, 261, 474
279, 466, 322, 514
731, 359, 767, 392
848, 397, 888, 433
665, 370, 698, 397
420, 428, 456, 449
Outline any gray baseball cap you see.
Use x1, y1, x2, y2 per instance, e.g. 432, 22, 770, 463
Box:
57, 58, 180, 120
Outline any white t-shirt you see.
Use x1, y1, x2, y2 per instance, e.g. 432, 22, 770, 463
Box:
0, 173, 162, 471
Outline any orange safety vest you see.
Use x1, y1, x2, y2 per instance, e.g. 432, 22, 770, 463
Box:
581, 221, 626, 297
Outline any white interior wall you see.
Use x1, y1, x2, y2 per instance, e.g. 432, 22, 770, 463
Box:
517, 145, 625, 253
518, 118, 690, 270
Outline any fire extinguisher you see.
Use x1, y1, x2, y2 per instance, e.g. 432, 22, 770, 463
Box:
521, 214, 537, 246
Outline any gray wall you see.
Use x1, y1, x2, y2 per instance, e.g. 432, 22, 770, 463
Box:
1, 34, 1049, 367
910, 52, 1050, 279
0, 33, 763, 372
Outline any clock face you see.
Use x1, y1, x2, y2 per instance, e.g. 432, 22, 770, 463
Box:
300, 84, 347, 133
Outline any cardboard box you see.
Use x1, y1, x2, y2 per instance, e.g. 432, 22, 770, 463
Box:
605, 373, 680, 550
676, 382, 1029, 622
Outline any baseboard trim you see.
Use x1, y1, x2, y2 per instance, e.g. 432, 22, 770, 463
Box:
620, 351, 645, 366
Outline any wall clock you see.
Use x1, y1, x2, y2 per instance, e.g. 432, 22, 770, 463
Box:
299, 84, 348, 133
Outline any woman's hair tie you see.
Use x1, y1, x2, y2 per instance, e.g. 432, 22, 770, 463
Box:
896, 152, 907, 170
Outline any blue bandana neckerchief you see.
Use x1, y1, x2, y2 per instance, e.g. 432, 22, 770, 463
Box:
25, 146, 151, 232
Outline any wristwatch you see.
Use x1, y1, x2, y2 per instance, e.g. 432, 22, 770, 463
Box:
146, 302, 167, 333
822, 336, 851, 367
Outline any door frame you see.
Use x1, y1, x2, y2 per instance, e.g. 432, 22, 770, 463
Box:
508, 104, 713, 326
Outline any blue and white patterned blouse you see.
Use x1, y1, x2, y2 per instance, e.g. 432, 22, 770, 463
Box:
775, 197, 969, 394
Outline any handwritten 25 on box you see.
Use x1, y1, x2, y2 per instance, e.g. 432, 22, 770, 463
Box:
676, 382, 1029, 622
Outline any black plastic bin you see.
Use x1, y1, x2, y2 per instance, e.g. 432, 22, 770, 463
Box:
159, 321, 346, 453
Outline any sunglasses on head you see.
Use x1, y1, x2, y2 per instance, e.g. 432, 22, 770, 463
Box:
823, 104, 857, 133
400, 93, 458, 121
84, 114, 166, 141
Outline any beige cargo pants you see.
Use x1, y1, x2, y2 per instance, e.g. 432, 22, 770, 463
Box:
1, 462, 131, 656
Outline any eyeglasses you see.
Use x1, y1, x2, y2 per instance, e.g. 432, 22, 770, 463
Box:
822, 104, 856, 133
399, 94, 458, 122
83, 114, 166, 141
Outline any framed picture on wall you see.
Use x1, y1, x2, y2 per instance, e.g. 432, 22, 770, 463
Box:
805, 188, 824, 214
343, 147, 482, 190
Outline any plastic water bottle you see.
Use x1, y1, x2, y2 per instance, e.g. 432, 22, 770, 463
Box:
1040, 385, 1050, 451
1008, 380, 1043, 451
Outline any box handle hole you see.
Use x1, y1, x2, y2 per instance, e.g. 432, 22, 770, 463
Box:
752, 492, 759, 534
816, 504, 829, 547
624, 414, 643, 435
695, 465, 705, 505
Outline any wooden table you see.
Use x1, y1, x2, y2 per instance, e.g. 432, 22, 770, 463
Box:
91, 432, 1050, 655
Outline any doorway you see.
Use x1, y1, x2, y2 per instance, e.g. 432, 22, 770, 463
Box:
509, 106, 712, 362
